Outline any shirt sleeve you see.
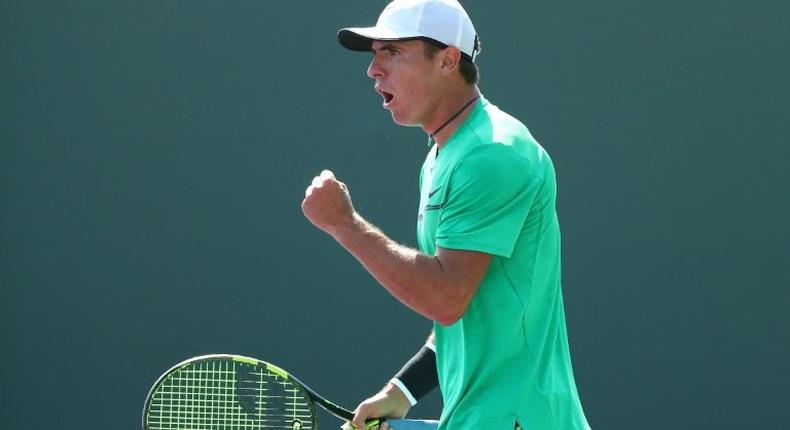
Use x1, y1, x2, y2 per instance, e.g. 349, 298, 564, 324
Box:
435, 144, 542, 258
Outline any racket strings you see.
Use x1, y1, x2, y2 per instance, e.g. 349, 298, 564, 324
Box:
146, 359, 315, 430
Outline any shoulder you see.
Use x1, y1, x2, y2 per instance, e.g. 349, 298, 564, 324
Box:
446, 97, 552, 179
461, 100, 541, 156
470, 100, 532, 142
458, 141, 530, 174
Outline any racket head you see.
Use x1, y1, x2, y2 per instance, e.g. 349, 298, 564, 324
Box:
143, 354, 317, 430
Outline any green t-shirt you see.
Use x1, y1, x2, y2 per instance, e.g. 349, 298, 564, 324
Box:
417, 97, 590, 429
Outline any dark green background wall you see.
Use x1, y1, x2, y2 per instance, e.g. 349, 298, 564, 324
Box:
2, 1, 788, 428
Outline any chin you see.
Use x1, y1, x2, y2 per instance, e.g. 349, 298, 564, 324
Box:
390, 111, 420, 127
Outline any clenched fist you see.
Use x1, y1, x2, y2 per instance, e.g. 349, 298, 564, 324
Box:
301, 170, 356, 236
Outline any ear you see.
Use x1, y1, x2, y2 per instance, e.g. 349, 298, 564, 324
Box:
439, 47, 462, 77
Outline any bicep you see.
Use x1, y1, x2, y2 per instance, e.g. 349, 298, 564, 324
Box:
435, 246, 492, 306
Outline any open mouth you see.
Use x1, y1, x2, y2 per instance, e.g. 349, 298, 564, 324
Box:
376, 85, 395, 106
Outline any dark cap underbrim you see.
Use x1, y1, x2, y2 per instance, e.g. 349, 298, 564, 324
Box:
337, 28, 376, 52
337, 25, 429, 52
337, 27, 476, 62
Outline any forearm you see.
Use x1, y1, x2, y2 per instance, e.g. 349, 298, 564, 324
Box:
350, 332, 437, 428
331, 213, 459, 323
391, 331, 438, 405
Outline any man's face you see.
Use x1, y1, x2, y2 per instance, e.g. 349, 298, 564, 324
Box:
367, 40, 443, 127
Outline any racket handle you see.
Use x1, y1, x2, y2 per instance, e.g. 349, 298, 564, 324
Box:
366, 418, 384, 429
340, 418, 385, 430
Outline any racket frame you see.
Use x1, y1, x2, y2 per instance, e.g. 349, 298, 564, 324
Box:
142, 354, 378, 430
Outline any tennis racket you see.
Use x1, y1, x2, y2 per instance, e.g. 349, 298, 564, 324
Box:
142, 354, 381, 430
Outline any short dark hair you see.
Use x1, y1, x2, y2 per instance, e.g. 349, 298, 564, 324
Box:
422, 38, 480, 85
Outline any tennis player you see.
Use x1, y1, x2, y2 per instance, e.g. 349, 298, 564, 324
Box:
302, 1, 591, 429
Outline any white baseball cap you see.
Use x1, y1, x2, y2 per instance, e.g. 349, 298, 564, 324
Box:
338, 0, 479, 62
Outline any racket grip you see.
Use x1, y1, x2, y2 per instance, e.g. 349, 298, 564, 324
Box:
340, 418, 385, 430
365, 418, 384, 429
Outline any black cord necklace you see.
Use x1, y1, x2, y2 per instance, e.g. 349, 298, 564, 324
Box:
428, 95, 480, 145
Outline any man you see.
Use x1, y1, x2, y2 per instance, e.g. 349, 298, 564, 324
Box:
301, 1, 590, 429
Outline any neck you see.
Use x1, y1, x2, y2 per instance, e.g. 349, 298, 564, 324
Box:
423, 86, 480, 148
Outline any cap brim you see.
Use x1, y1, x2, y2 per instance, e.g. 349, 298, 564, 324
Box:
338, 26, 425, 52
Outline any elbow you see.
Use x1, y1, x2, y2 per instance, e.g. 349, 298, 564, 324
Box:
433, 296, 471, 327
435, 313, 463, 327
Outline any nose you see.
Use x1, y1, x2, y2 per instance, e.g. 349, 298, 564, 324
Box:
367, 55, 384, 79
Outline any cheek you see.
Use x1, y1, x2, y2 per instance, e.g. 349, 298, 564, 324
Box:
406, 78, 435, 118
396, 75, 431, 113
404, 69, 432, 95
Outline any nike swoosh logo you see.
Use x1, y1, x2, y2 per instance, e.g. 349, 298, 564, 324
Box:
428, 186, 443, 198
